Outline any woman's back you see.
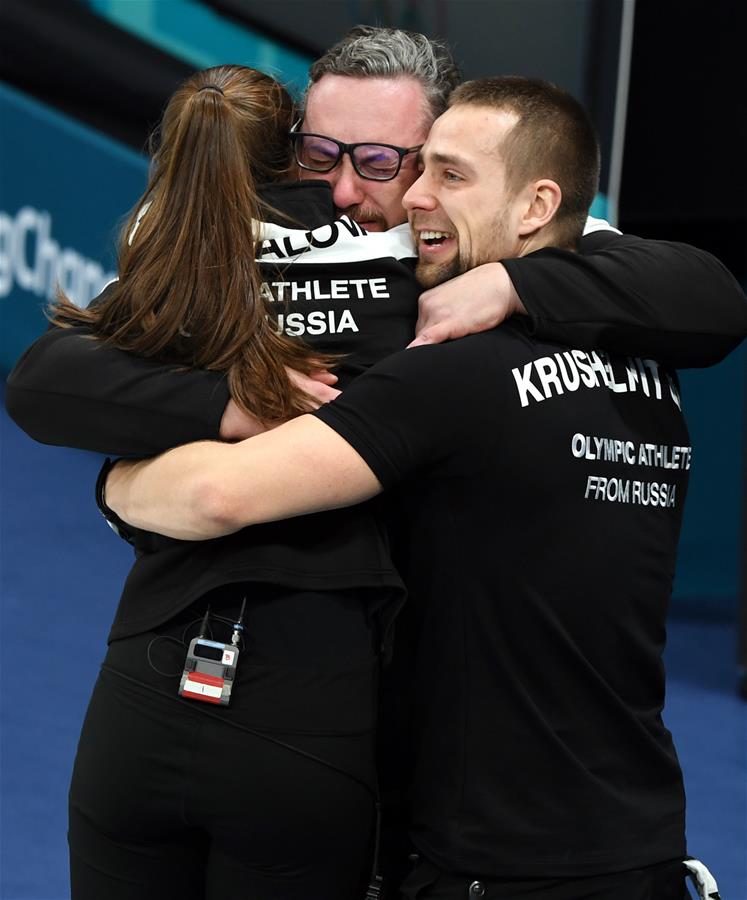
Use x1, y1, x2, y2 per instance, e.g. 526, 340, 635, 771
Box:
109, 179, 418, 641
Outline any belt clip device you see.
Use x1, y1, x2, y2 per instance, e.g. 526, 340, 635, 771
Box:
179, 601, 245, 706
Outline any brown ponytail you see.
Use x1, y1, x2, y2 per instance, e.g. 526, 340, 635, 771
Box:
51, 65, 337, 422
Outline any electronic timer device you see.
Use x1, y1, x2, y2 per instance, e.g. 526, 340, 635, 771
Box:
179, 602, 245, 706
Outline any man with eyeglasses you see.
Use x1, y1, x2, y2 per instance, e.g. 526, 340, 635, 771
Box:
290, 76, 430, 235
291, 26, 521, 349
290, 121, 422, 229
288, 27, 459, 236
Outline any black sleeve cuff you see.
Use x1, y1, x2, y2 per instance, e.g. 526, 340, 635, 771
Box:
95, 457, 137, 545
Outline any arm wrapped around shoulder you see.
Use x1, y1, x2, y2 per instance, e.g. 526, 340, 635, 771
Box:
503, 233, 747, 368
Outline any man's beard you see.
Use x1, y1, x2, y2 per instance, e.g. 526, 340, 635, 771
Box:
415, 210, 513, 288
415, 254, 463, 289
336, 204, 388, 232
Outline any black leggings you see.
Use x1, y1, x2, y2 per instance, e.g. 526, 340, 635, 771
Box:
68, 589, 380, 900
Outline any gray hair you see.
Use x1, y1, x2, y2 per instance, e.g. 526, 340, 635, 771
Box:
307, 25, 461, 123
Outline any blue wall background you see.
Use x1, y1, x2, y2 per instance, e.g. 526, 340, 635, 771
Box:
677, 353, 746, 611
0, 83, 148, 371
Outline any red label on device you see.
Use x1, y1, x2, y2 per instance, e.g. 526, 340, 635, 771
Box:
188, 672, 224, 687
182, 671, 224, 704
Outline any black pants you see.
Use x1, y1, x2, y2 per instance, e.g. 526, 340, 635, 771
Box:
400, 856, 688, 900
69, 589, 380, 900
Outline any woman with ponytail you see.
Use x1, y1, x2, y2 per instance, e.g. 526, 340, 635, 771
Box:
52, 65, 339, 423
45, 65, 419, 900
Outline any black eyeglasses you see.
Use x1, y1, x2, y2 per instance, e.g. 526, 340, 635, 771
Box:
290, 129, 422, 182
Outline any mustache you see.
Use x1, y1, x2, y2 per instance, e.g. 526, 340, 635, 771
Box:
337, 205, 387, 230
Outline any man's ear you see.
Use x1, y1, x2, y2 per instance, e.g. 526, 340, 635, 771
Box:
517, 179, 562, 235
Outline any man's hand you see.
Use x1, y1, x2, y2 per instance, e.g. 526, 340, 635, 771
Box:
219, 400, 267, 441
409, 262, 527, 347
219, 369, 341, 441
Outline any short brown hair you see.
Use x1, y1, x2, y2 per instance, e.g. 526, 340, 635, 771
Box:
450, 77, 600, 248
